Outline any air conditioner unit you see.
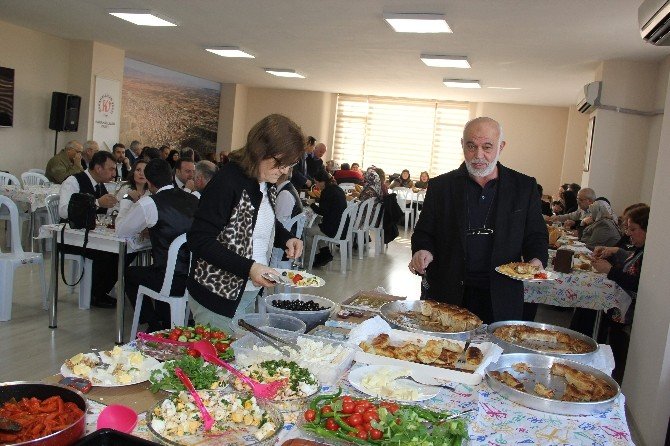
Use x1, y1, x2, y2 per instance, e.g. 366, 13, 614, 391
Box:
577, 81, 601, 114
639, 0, 670, 45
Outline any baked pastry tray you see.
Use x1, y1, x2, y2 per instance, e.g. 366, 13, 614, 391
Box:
380, 300, 482, 341
354, 328, 502, 386
488, 320, 599, 361
484, 353, 619, 415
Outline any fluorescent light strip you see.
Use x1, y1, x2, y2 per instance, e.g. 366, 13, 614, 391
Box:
486, 86, 522, 90
206, 47, 255, 58
421, 54, 470, 68
443, 79, 481, 89
108, 9, 177, 26
383, 13, 451, 33
265, 69, 305, 78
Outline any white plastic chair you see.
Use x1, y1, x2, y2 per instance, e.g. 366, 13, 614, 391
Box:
44, 194, 92, 309
338, 183, 356, 194
21, 172, 50, 187
270, 211, 308, 269
307, 202, 359, 274
415, 190, 426, 225
28, 168, 46, 175
130, 234, 191, 340
367, 201, 385, 255
352, 198, 376, 259
0, 196, 47, 320
0, 172, 30, 249
395, 188, 415, 232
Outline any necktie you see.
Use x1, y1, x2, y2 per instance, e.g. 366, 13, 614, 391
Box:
94, 184, 103, 198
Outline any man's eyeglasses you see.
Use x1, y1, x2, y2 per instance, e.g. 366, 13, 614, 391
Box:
272, 156, 298, 170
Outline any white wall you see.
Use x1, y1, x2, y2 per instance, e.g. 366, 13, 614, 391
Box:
0, 20, 72, 175
560, 106, 590, 187
586, 59, 659, 214
244, 87, 336, 147
474, 102, 569, 195
623, 64, 670, 446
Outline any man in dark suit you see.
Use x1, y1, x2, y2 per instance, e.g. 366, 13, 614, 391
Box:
113, 143, 131, 181
117, 159, 199, 331
410, 117, 548, 323
291, 136, 316, 189
307, 142, 327, 178
58, 150, 120, 308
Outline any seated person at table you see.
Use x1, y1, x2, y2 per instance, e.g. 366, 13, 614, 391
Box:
116, 159, 199, 332
173, 158, 195, 192
271, 168, 304, 267
305, 171, 347, 267
592, 205, 649, 383
192, 160, 218, 199
551, 200, 565, 215
358, 168, 382, 202
580, 200, 620, 250
414, 171, 430, 189
537, 184, 552, 217
561, 189, 579, 214
390, 169, 414, 189
615, 203, 647, 248
114, 160, 150, 228
45, 140, 84, 184
80, 140, 99, 170
374, 167, 389, 197
58, 150, 119, 308
550, 187, 595, 229
112, 143, 131, 182
333, 162, 364, 184
141, 147, 162, 162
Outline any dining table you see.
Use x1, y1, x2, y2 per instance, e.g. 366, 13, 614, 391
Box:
38, 223, 152, 344
0, 183, 61, 250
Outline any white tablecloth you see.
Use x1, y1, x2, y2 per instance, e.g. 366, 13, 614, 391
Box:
0, 184, 60, 212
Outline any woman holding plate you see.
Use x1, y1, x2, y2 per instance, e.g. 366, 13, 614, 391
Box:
187, 114, 305, 333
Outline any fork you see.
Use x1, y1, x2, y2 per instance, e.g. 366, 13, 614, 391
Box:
200, 353, 287, 399
173, 367, 215, 431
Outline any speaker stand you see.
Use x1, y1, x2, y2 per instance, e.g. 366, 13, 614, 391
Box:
53, 130, 60, 156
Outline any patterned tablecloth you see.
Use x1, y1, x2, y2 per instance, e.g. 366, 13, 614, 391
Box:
524, 258, 633, 323
0, 184, 61, 212
83, 347, 632, 446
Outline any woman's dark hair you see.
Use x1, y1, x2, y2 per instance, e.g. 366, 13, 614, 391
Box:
126, 159, 148, 192
627, 205, 650, 231
569, 183, 581, 193
306, 136, 316, 146
551, 200, 564, 210
401, 169, 410, 178
143, 147, 161, 161
340, 163, 351, 170
563, 189, 578, 213
229, 114, 305, 179
623, 202, 648, 216
167, 150, 180, 169
375, 167, 386, 183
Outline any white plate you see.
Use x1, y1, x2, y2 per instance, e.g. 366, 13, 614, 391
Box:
61, 350, 160, 387
274, 269, 325, 287
348, 365, 440, 402
495, 266, 556, 282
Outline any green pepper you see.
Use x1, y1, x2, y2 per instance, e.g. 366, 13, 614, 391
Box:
310, 387, 342, 423
334, 430, 371, 445
333, 411, 358, 433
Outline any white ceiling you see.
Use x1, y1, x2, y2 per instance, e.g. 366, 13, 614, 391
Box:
2, 0, 669, 106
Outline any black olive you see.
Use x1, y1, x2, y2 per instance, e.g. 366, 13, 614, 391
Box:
271, 299, 328, 311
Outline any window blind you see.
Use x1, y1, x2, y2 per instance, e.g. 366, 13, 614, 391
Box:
332, 94, 470, 180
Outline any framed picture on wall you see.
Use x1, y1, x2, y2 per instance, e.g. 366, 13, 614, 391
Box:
583, 116, 595, 172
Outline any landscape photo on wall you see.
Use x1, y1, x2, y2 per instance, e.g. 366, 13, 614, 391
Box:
120, 58, 220, 156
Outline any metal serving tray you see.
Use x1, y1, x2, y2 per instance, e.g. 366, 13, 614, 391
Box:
485, 353, 619, 415
488, 320, 599, 361
379, 300, 482, 341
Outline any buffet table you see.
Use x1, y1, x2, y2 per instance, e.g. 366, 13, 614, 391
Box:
50, 350, 633, 446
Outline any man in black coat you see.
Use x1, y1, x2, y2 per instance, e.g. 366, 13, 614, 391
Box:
410, 117, 548, 323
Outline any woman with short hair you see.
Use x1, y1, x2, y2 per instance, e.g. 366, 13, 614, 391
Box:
187, 114, 306, 332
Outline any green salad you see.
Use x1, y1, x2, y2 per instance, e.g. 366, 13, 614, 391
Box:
149, 355, 227, 393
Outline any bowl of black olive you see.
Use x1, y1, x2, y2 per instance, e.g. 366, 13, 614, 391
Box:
263, 293, 335, 331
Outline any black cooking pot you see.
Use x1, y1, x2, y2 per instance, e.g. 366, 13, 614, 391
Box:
0, 381, 87, 446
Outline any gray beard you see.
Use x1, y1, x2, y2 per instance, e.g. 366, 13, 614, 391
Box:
465, 153, 499, 177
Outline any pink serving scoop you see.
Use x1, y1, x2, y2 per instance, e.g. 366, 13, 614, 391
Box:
173, 367, 215, 431
136, 332, 216, 354
200, 352, 287, 399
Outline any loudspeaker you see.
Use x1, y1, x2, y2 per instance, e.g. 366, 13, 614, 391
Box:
49, 92, 81, 132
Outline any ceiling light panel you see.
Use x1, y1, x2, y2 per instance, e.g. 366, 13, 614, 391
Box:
265, 69, 305, 78
421, 54, 470, 68
108, 9, 177, 26
383, 13, 451, 33
443, 79, 481, 89
206, 47, 255, 58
